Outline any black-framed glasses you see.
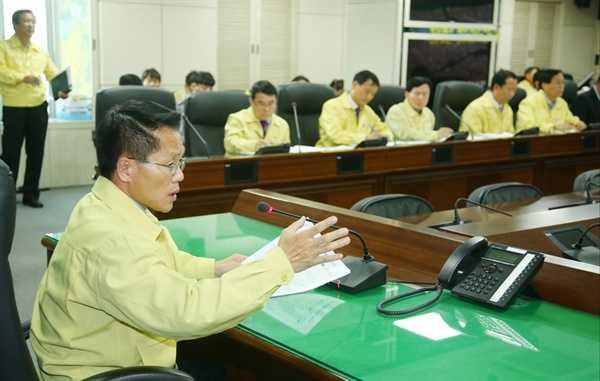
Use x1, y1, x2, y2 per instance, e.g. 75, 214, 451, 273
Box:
128, 157, 187, 176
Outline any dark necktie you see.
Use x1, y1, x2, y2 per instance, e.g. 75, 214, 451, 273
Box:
355, 107, 360, 121
260, 120, 268, 137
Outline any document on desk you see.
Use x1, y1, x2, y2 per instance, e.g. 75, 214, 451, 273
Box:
241, 221, 350, 297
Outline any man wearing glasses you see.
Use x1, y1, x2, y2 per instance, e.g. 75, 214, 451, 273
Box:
224, 80, 290, 155
30, 100, 349, 380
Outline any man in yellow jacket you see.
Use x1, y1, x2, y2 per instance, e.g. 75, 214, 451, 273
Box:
31, 100, 350, 380
459, 70, 518, 136
316, 70, 392, 147
516, 69, 586, 133
224, 80, 290, 155
0, 9, 68, 208
517, 66, 539, 96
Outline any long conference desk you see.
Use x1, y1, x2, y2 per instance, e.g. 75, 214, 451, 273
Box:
164, 131, 600, 220
42, 189, 600, 380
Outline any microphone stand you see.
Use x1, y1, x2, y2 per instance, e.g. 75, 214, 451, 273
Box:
182, 113, 211, 158
291, 102, 302, 153
428, 197, 512, 229
444, 104, 474, 140
378, 105, 397, 146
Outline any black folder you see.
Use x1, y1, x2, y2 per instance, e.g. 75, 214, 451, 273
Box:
50, 67, 72, 100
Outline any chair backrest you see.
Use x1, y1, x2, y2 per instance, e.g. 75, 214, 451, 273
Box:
468, 182, 543, 205
508, 87, 527, 126
184, 91, 249, 157
431, 81, 485, 131
0, 159, 38, 380
95, 86, 177, 124
573, 169, 600, 192
351, 194, 435, 219
562, 79, 578, 106
276, 82, 335, 146
368, 84, 406, 121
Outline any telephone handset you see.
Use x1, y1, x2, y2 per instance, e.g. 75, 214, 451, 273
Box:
439, 236, 545, 309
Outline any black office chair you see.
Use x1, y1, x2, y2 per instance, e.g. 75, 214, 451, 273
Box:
367, 84, 406, 122
351, 194, 435, 219
573, 169, 600, 192
431, 81, 485, 131
0, 159, 194, 380
276, 82, 334, 146
562, 79, 578, 106
508, 87, 527, 127
184, 91, 249, 157
468, 182, 543, 205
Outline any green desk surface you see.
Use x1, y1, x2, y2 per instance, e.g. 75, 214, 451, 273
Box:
46, 213, 600, 380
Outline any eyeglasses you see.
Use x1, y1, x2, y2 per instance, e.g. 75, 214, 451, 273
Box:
128, 157, 187, 176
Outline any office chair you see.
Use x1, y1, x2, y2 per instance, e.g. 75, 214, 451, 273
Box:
184, 91, 249, 157
351, 194, 435, 219
508, 87, 527, 126
276, 82, 335, 146
0, 160, 194, 380
562, 79, 578, 106
367, 84, 406, 122
573, 169, 600, 192
468, 182, 543, 205
431, 80, 485, 131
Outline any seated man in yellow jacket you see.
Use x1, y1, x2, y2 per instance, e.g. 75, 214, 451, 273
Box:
516, 69, 586, 133
316, 70, 392, 147
386, 76, 453, 141
517, 66, 539, 96
459, 69, 518, 135
224, 80, 290, 155
31, 100, 350, 380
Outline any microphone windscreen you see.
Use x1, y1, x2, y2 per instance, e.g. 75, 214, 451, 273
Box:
257, 202, 272, 213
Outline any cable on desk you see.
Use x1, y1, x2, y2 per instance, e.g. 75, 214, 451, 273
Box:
377, 280, 443, 316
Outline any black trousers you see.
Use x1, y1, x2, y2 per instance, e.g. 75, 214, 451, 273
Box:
1, 102, 49, 201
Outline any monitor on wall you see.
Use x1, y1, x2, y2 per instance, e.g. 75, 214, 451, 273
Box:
404, 0, 499, 30
401, 33, 496, 89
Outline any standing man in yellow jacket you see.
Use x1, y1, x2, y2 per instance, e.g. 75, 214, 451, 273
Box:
31, 100, 350, 380
516, 69, 586, 133
459, 70, 518, 136
224, 80, 290, 155
0, 9, 67, 208
316, 70, 392, 147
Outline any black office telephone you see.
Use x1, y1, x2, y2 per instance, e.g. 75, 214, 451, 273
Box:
438, 236, 545, 309
377, 237, 544, 315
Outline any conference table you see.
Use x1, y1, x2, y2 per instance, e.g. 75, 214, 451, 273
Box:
42, 189, 600, 380
165, 131, 600, 220
396, 192, 600, 259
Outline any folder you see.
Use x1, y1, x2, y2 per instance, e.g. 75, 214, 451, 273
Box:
50, 67, 72, 100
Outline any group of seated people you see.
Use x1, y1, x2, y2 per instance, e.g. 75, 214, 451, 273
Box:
120, 66, 599, 157
220, 68, 598, 156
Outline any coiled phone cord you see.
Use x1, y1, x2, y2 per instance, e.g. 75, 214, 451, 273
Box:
377, 281, 444, 316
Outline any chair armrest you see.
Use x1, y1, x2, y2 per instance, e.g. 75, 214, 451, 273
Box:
82, 366, 195, 381
22, 319, 31, 341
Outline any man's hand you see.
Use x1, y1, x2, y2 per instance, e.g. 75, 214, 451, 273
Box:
436, 127, 454, 139
554, 122, 576, 131
575, 121, 587, 131
255, 139, 272, 150
23, 75, 40, 85
58, 90, 69, 99
366, 131, 386, 140
277, 216, 350, 273
215, 254, 248, 277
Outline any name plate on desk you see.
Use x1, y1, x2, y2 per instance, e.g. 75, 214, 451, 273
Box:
581, 134, 598, 151
336, 153, 364, 175
225, 161, 258, 185
511, 139, 530, 157
432, 146, 454, 165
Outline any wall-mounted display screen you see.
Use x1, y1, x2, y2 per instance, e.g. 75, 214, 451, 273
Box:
409, 0, 495, 24
402, 34, 495, 89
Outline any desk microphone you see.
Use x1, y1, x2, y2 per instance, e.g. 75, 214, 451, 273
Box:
182, 113, 211, 158
585, 181, 599, 204
428, 197, 513, 229
444, 104, 474, 139
291, 102, 302, 153
256, 201, 387, 293
562, 223, 600, 266
378, 105, 397, 146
